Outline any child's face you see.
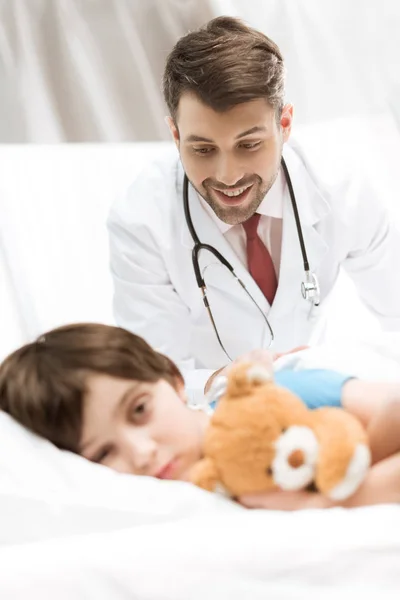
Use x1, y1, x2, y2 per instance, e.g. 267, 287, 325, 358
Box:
80, 375, 208, 481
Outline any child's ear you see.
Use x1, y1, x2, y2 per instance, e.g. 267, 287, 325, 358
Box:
175, 378, 187, 403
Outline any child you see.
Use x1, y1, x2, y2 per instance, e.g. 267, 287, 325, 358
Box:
1, 323, 400, 509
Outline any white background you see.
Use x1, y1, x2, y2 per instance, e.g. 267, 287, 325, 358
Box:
0, 0, 399, 357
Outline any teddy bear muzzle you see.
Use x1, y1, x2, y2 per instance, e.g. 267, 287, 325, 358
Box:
271, 426, 320, 491
287, 449, 305, 468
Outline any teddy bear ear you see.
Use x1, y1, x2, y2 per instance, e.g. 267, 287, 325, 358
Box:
222, 362, 273, 398
246, 364, 273, 384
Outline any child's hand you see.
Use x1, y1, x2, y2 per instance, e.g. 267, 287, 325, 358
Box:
238, 489, 333, 511
239, 452, 400, 509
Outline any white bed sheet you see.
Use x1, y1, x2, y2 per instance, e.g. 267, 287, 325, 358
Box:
2, 331, 400, 598
1, 505, 400, 599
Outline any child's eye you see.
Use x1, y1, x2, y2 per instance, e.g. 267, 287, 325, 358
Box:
135, 402, 146, 415
91, 446, 112, 464
129, 396, 151, 423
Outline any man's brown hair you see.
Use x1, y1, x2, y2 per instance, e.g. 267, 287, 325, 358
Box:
163, 16, 285, 122
0, 323, 183, 453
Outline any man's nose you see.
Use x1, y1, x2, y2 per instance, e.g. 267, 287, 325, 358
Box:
214, 154, 244, 187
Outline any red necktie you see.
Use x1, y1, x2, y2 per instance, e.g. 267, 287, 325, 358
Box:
243, 213, 278, 305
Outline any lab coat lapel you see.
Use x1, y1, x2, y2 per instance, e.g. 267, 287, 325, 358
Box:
179, 169, 271, 315
269, 143, 330, 320
178, 142, 331, 323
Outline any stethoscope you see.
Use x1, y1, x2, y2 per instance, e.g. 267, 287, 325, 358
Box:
183, 157, 320, 360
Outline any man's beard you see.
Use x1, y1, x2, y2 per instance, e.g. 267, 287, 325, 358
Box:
191, 170, 279, 226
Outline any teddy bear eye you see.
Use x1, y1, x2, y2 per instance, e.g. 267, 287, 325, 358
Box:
266, 466, 273, 476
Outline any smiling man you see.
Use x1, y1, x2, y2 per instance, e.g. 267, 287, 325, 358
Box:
108, 16, 400, 402
170, 95, 290, 226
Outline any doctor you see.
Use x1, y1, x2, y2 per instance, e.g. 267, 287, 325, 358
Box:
108, 16, 400, 401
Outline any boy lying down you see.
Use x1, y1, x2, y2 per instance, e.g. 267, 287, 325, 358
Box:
1, 323, 400, 510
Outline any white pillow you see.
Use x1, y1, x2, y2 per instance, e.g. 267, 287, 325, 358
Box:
0, 411, 238, 546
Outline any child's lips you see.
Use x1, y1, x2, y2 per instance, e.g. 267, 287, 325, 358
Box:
155, 459, 179, 480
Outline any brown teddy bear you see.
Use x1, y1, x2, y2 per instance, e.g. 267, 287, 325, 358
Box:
191, 363, 371, 500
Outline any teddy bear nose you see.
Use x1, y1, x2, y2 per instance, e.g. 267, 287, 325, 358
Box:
287, 449, 305, 468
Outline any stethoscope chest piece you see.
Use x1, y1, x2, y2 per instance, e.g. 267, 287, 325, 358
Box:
301, 271, 320, 306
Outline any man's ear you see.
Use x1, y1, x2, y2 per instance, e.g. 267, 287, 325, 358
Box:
165, 116, 180, 148
280, 103, 294, 143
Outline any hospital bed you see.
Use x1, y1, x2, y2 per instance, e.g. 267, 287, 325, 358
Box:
1, 402, 400, 599
1, 116, 400, 597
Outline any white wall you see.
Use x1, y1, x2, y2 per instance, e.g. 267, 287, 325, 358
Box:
0, 0, 398, 141
0, 0, 399, 358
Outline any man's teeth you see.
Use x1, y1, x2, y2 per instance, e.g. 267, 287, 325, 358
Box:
218, 184, 252, 197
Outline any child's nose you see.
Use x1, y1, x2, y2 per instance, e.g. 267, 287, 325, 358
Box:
121, 434, 157, 475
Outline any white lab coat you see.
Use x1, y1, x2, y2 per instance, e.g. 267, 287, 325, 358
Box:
108, 139, 400, 401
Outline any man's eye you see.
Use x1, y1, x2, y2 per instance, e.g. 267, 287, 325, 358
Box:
240, 141, 261, 150
193, 147, 213, 155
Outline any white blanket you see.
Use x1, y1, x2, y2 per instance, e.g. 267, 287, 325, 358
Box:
1, 334, 400, 598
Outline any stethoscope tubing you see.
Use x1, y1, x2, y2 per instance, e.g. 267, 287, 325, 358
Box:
183, 157, 311, 284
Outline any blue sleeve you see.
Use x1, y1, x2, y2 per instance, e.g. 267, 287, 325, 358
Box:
274, 369, 354, 409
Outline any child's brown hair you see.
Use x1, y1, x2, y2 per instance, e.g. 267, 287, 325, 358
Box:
0, 323, 183, 453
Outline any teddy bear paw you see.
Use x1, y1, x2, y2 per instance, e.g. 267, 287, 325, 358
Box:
326, 444, 371, 501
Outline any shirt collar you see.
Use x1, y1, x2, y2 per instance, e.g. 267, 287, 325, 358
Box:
197, 167, 285, 234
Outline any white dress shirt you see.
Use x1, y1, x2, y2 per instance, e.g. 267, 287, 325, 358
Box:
198, 168, 286, 278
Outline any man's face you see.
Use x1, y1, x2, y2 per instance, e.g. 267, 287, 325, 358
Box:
168, 94, 293, 225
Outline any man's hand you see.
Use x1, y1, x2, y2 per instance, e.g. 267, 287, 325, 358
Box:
204, 349, 275, 394
204, 346, 309, 395
272, 345, 309, 361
